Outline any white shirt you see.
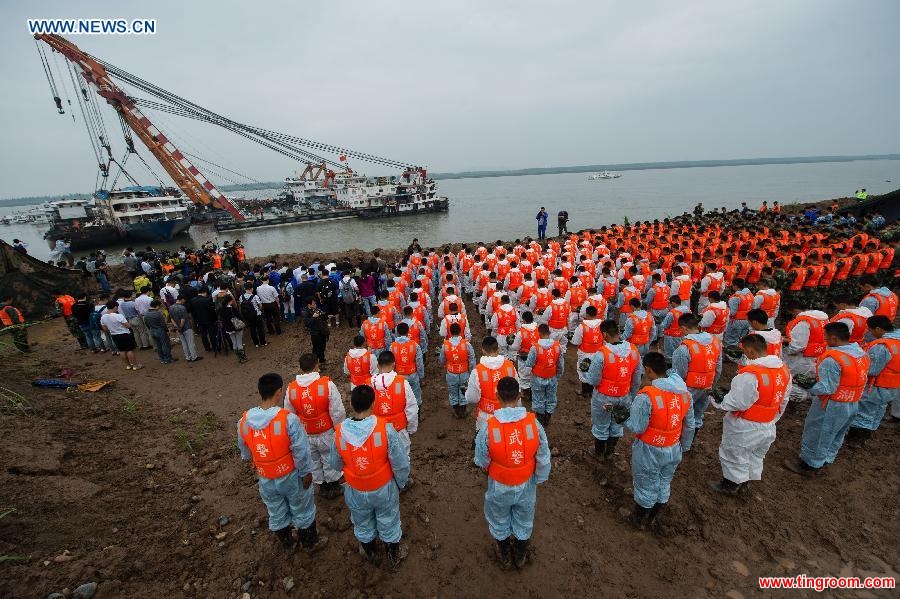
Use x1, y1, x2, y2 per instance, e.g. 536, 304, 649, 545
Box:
101, 312, 130, 335
134, 294, 153, 316
255, 283, 280, 304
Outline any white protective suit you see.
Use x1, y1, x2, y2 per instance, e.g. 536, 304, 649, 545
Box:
283, 373, 346, 484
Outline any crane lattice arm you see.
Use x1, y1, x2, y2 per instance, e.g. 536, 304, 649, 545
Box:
34, 33, 244, 221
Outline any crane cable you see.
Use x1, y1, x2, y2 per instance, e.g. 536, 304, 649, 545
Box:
34, 41, 63, 114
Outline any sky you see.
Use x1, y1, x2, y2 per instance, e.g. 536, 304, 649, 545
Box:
1, 0, 898, 198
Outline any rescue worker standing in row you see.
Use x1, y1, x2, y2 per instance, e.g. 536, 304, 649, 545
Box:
474, 377, 551, 569
439, 322, 477, 418
238, 373, 324, 551
784, 322, 870, 476
466, 336, 519, 431
623, 298, 656, 356
525, 324, 564, 427
845, 315, 900, 445
284, 353, 346, 499
330, 385, 410, 567
371, 351, 419, 462
709, 334, 791, 495
670, 313, 721, 443
571, 305, 604, 398
620, 352, 694, 528
391, 322, 425, 406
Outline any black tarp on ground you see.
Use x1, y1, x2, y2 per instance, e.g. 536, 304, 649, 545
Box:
0, 241, 92, 319
837, 188, 900, 223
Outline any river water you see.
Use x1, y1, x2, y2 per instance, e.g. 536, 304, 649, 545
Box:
3, 159, 897, 262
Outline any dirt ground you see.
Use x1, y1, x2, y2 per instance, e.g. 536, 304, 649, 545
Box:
1, 291, 898, 599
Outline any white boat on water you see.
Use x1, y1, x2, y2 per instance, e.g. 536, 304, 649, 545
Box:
588, 171, 622, 180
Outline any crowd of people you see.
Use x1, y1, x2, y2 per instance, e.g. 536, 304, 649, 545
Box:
10, 202, 897, 571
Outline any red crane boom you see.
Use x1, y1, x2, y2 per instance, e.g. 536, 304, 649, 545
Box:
35, 34, 245, 221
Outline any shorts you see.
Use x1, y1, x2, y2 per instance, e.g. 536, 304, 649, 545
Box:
112, 332, 137, 352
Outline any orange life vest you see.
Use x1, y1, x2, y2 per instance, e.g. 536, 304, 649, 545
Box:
682, 337, 721, 389
785, 315, 827, 357
577, 322, 604, 354
391, 340, 420, 376
443, 340, 471, 374
619, 287, 641, 314
547, 301, 569, 329
362, 319, 387, 349
649, 282, 671, 310
755, 291, 780, 318
569, 286, 587, 312
636, 386, 690, 448
507, 269, 524, 291
373, 376, 409, 431
864, 291, 898, 320
733, 291, 754, 320
733, 363, 790, 423
55, 295, 76, 317
664, 308, 686, 337
0, 305, 24, 327
239, 409, 295, 479
475, 360, 517, 415
829, 310, 868, 344
495, 307, 518, 336
211, 253, 222, 269
531, 341, 561, 378
702, 305, 729, 335
443, 313, 468, 339
486, 412, 540, 486
596, 344, 639, 397
674, 275, 692, 301
868, 337, 900, 388
627, 312, 653, 345
286, 377, 334, 435
816, 349, 870, 405
517, 326, 540, 355
788, 267, 806, 291
335, 417, 394, 492
345, 351, 373, 387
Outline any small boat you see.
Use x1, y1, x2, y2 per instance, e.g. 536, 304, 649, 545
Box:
588, 171, 622, 180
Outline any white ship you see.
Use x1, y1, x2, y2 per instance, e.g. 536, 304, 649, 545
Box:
588, 171, 622, 180
96, 186, 192, 242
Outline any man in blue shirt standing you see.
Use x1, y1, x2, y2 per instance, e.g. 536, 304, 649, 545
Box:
535, 207, 548, 240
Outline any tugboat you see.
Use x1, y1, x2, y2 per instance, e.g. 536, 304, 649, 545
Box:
97, 186, 192, 242
44, 198, 122, 251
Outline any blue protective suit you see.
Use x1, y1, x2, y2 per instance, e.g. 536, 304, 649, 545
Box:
800, 343, 865, 468
525, 338, 565, 415
438, 336, 477, 407
237, 406, 316, 531
659, 305, 691, 360
625, 374, 696, 508
670, 331, 723, 436
474, 407, 551, 540
585, 341, 644, 440
393, 335, 425, 405
852, 330, 900, 430
723, 289, 752, 347
328, 416, 410, 543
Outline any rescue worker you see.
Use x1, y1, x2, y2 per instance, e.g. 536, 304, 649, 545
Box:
746, 309, 783, 357
784, 322, 870, 476
622, 297, 656, 356
670, 313, 721, 440
439, 322, 477, 418
752, 279, 780, 328
783, 304, 829, 404
284, 353, 346, 499
585, 320, 642, 476
55, 292, 87, 349
466, 336, 519, 431
344, 335, 377, 391
724, 278, 754, 349
571, 305, 604, 398
645, 273, 671, 325
370, 351, 419, 461
361, 305, 393, 357
439, 302, 471, 340
474, 377, 551, 569
543, 288, 570, 350
0, 296, 29, 353
699, 290, 729, 342
659, 296, 691, 362
237, 373, 324, 551
845, 315, 900, 444
620, 352, 694, 528
708, 334, 791, 494
509, 311, 540, 400
616, 279, 642, 328
491, 294, 521, 360
390, 322, 425, 406
329, 385, 410, 567
829, 296, 872, 344
859, 276, 898, 321
525, 324, 565, 427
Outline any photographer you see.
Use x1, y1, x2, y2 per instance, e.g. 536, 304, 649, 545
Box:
301, 297, 330, 364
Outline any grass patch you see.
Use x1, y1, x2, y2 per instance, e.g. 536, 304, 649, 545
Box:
0, 508, 26, 563
0, 387, 32, 417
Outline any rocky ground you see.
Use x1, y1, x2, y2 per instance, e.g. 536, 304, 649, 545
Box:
1, 290, 898, 599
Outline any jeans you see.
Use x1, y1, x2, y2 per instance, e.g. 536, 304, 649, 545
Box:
79, 324, 103, 351
537, 224, 547, 240
96, 271, 111, 293
247, 314, 267, 346
149, 328, 173, 362
361, 296, 377, 317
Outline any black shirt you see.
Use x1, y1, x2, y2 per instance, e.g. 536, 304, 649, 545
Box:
188, 295, 217, 324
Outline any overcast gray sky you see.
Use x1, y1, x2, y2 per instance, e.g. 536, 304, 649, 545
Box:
2, 0, 898, 198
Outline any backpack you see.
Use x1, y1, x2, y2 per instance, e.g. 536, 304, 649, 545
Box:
89, 308, 104, 331
239, 294, 257, 319
320, 279, 337, 301
340, 278, 358, 304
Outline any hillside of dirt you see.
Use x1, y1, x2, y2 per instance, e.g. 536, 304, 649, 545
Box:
1, 287, 898, 598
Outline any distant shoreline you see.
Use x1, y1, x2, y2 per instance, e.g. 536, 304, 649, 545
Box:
2, 153, 897, 207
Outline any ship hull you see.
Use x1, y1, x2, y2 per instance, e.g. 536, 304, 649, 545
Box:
45, 225, 123, 251
357, 197, 449, 219
122, 217, 191, 242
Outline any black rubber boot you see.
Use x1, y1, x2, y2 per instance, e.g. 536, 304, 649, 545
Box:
647, 502, 666, 527
604, 435, 620, 459
580, 382, 593, 397
511, 538, 530, 569
591, 438, 607, 460
543, 412, 552, 428
783, 456, 825, 477
299, 522, 326, 552
274, 526, 295, 550
628, 503, 651, 529
360, 539, 382, 565
707, 478, 742, 496
496, 537, 513, 568
845, 426, 872, 449
386, 542, 409, 568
